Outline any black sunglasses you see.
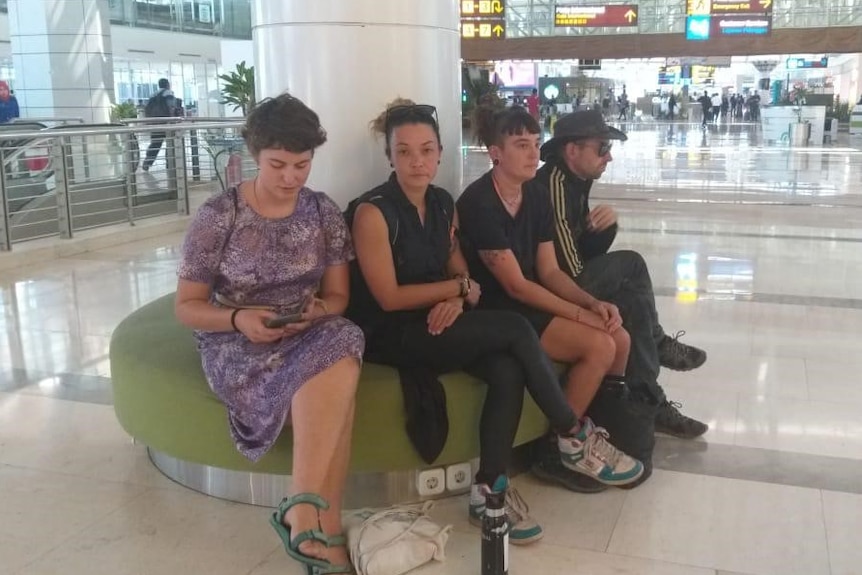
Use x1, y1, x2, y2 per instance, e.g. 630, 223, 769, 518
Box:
579, 140, 613, 157
384, 104, 438, 130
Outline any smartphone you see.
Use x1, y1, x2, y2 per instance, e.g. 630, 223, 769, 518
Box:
264, 312, 304, 328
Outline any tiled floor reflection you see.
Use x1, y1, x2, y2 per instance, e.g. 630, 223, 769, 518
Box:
1, 124, 862, 574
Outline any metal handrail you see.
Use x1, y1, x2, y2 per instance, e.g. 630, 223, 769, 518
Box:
121, 117, 241, 125
0, 120, 257, 251
12, 117, 86, 124
0, 121, 246, 140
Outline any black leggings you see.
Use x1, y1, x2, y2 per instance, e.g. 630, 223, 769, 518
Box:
366, 310, 576, 484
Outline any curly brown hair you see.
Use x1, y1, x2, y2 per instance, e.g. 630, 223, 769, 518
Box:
370, 97, 441, 158
242, 93, 327, 157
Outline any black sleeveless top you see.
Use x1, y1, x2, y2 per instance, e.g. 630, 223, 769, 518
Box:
346, 173, 455, 348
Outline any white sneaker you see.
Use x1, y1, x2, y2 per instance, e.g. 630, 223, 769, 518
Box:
558, 418, 644, 486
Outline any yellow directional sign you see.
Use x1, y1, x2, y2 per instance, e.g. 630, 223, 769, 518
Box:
625, 9, 637, 22
461, 0, 506, 17
461, 19, 506, 39
759, 0, 772, 8
686, 0, 711, 15
461, 0, 506, 39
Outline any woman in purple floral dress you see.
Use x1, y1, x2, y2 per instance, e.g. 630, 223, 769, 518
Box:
175, 94, 362, 575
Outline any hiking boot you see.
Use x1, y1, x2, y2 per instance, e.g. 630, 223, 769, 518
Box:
557, 418, 644, 486
468, 475, 543, 545
658, 330, 707, 371
655, 400, 708, 439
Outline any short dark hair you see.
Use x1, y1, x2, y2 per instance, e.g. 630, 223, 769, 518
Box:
242, 93, 327, 157
472, 105, 540, 149
158, 78, 170, 89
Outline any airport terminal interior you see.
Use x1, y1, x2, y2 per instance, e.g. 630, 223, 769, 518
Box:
2, 1, 862, 575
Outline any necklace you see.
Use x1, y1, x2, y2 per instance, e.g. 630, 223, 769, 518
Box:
492, 173, 522, 208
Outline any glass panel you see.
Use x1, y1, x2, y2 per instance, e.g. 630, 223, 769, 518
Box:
133, 0, 180, 32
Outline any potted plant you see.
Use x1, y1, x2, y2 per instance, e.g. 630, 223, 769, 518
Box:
110, 101, 139, 123
219, 61, 256, 115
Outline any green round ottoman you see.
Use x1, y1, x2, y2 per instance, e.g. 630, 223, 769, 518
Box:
110, 293, 550, 507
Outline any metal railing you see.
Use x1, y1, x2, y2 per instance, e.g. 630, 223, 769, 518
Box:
0, 119, 257, 251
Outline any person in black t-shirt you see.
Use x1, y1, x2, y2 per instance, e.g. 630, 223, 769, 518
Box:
457, 106, 644, 488
348, 100, 591, 544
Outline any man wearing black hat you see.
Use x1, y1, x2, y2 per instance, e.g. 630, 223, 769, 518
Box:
534, 109, 708, 441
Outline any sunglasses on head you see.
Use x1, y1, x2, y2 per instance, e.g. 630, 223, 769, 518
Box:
384, 104, 438, 130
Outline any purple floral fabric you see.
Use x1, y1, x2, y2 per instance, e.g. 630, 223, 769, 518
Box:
178, 187, 365, 461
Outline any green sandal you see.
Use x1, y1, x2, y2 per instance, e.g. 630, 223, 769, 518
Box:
269, 493, 353, 575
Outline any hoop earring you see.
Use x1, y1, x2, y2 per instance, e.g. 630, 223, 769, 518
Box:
492, 159, 500, 166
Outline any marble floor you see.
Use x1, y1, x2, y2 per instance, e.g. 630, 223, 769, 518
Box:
2, 122, 862, 575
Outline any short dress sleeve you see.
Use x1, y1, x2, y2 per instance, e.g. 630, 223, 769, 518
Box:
314, 192, 355, 266
177, 191, 235, 285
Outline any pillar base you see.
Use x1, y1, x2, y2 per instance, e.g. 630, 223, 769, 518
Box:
147, 447, 477, 508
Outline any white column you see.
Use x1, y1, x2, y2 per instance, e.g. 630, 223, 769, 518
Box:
9, 0, 115, 123
251, 0, 462, 207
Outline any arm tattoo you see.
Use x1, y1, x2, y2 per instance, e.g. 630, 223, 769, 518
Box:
478, 249, 509, 269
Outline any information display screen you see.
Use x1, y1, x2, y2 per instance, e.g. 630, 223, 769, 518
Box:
554, 4, 639, 27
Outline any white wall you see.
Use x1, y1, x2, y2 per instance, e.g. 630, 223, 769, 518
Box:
0, 13, 222, 64
830, 54, 862, 106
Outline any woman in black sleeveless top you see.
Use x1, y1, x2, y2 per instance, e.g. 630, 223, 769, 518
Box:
348, 100, 583, 546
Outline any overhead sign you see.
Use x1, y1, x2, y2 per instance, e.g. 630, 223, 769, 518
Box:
461, 0, 506, 39
667, 56, 732, 67
686, 0, 712, 16
554, 5, 639, 27
685, 0, 771, 38
787, 57, 829, 69
712, 13, 771, 35
686, 15, 711, 40
710, 0, 772, 13
461, 20, 506, 39
460, 0, 505, 17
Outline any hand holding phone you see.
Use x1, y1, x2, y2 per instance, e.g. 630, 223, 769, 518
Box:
264, 312, 304, 328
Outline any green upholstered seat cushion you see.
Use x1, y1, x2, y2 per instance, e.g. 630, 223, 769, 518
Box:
110, 293, 550, 474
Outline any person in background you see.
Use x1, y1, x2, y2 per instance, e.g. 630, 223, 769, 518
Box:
0, 81, 20, 123
526, 88, 540, 123
142, 78, 179, 171
349, 99, 600, 544
617, 92, 629, 121
457, 105, 645, 490
668, 92, 677, 122
175, 94, 363, 575
535, 109, 708, 441
710, 93, 722, 124
698, 91, 712, 128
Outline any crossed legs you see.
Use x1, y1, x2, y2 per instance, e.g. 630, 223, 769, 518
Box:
285, 356, 360, 567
